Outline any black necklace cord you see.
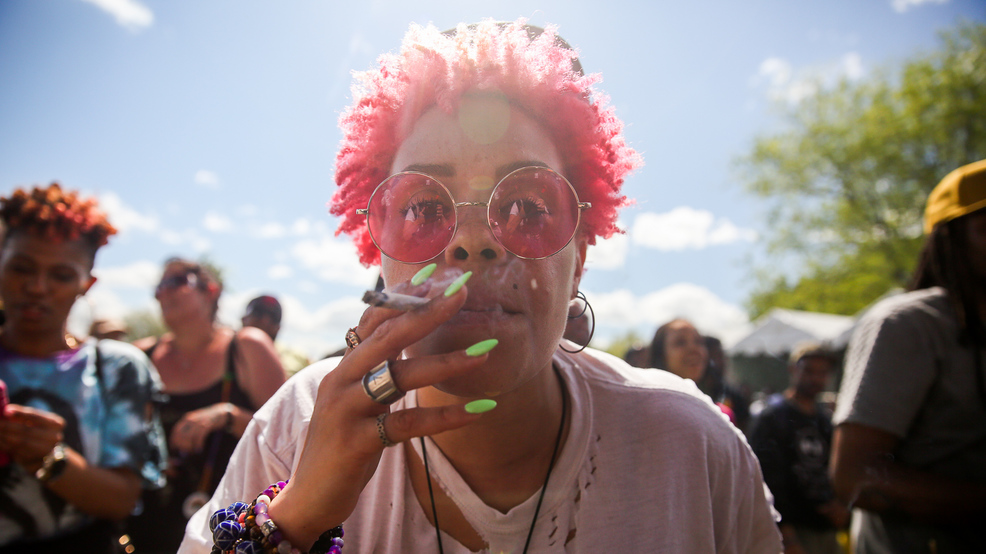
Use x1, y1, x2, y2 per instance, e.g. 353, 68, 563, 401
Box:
420, 436, 445, 554
521, 367, 569, 553
420, 366, 569, 554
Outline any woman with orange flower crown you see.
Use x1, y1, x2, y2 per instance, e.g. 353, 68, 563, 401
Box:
0, 183, 167, 553
180, 20, 782, 554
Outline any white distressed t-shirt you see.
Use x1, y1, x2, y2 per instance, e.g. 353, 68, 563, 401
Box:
179, 347, 780, 553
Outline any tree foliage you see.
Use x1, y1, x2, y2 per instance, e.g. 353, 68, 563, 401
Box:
124, 309, 167, 341
741, 21, 986, 319
601, 330, 647, 359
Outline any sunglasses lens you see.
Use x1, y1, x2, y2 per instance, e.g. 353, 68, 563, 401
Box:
489, 167, 581, 259
366, 173, 456, 263
157, 273, 190, 292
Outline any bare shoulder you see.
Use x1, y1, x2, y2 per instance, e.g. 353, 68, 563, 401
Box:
232, 327, 285, 387
235, 326, 276, 351
131, 335, 166, 352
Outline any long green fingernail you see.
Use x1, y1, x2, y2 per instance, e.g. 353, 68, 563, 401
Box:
411, 263, 437, 286
466, 339, 498, 357
465, 399, 497, 414
443, 271, 473, 297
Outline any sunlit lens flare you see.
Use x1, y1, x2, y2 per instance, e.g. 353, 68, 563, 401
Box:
458, 93, 511, 146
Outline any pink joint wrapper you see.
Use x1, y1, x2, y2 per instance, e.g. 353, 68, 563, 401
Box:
0, 379, 9, 466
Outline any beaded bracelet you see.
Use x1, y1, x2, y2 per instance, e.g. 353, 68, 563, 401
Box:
209, 479, 344, 554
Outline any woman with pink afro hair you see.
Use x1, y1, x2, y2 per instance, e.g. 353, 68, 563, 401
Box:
331, 19, 640, 266
181, 20, 781, 554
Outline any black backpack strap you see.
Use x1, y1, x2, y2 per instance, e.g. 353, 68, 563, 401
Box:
225, 333, 239, 382
93, 340, 106, 399
141, 338, 160, 359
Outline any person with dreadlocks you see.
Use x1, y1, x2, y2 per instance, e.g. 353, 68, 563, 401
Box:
0, 183, 167, 553
830, 159, 986, 553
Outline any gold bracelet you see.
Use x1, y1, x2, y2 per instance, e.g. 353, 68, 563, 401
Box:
35, 443, 68, 483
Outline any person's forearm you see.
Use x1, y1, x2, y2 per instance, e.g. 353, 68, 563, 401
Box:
45, 446, 141, 520
227, 403, 252, 437
832, 423, 986, 523
779, 523, 806, 554
839, 460, 986, 522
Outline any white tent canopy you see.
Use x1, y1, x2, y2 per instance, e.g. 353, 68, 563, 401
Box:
727, 308, 855, 358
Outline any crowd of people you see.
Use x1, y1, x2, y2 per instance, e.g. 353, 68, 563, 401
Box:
0, 17, 982, 554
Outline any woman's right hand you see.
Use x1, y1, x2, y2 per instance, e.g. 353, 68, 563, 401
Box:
269, 275, 493, 549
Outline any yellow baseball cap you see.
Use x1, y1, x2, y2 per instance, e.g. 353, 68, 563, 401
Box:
924, 159, 986, 234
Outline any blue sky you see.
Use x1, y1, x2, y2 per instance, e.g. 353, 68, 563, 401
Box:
1, 0, 983, 357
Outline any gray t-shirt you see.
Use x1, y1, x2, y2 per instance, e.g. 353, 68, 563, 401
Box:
834, 287, 986, 553
834, 287, 986, 478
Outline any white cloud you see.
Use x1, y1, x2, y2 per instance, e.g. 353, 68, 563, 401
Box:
588, 283, 752, 349
297, 280, 320, 294
79, 286, 132, 320
842, 52, 864, 80
291, 218, 313, 236
81, 0, 153, 31
891, 0, 948, 13
194, 169, 221, 188
92, 260, 160, 288
758, 57, 792, 89
267, 264, 294, 280
290, 236, 378, 286
217, 290, 365, 359
707, 219, 759, 245
69, 276, 159, 337
631, 207, 757, 251
239, 218, 319, 239
160, 228, 211, 252
754, 52, 866, 105
203, 211, 235, 233
278, 294, 367, 358
97, 191, 217, 251
586, 232, 629, 270
98, 191, 159, 234
254, 222, 287, 239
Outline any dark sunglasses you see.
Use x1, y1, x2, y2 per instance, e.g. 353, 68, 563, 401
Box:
356, 166, 591, 264
155, 272, 200, 294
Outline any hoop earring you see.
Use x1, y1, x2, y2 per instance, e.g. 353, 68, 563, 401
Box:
560, 291, 595, 354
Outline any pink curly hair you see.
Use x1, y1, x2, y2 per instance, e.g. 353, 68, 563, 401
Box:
331, 19, 642, 266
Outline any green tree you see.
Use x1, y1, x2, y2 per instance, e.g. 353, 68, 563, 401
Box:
740, 21, 986, 319
602, 330, 646, 359
124, 309, 167, 341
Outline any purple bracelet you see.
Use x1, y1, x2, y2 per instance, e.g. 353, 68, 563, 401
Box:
209, 480, 344, 554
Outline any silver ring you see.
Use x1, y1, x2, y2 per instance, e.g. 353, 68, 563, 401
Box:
361, 360, 404, 405
376, 413, 397, 447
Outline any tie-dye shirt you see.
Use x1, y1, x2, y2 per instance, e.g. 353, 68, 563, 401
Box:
0, 338, 167, 545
